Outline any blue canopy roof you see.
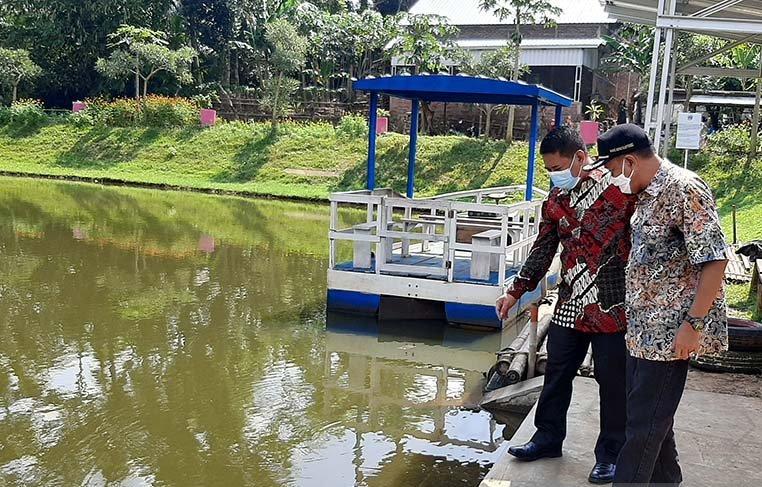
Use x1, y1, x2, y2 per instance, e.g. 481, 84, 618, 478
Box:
354, 74, 573, 107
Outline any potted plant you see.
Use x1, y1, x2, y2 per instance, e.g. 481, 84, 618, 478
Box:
580, 101, 604, 144
376, 108, 390, 134
194, 93, 219, 127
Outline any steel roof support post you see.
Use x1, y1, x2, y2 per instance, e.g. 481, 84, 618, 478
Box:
367, 93, 379, 190
750, 56, 762, 162
654, 0, 677, 154
555, 105, 563, 128
526, 102, 540, 201
407, 99, 420, 198
662, 39, 679, 156
644, 0, 667, 136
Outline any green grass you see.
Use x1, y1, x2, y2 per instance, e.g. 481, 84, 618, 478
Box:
726, 283, 759, 320
0, 120, 547, 201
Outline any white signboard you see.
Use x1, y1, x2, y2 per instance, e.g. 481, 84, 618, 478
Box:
676, 113, 702, 150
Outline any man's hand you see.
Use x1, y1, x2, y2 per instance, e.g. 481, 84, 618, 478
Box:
496, 294, 518, 320
673, 321, 701, 360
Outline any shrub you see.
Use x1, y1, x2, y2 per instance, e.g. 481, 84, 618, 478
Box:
336, 114, 367, 139
78, 96, 200, 127
8, 99, 46, 127
142, 95, 199, 127
0, 107, 10, 126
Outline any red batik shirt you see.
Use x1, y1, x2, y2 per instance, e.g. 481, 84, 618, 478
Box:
507, 170, 635, 333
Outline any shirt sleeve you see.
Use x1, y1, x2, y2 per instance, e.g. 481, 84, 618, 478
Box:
681, 178, 731, 265
508, 196, 560, 299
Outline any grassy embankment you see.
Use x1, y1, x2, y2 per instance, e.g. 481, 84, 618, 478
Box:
0, 119, 759, 316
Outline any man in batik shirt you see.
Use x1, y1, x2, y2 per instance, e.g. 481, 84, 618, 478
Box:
496, 126, 635, 484
589, 124, 729, 486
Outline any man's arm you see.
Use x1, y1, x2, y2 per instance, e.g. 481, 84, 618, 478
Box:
497, 197, 560, 318
673, 179, 731, 359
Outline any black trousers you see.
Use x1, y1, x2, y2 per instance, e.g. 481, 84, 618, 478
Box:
531, 324, 627, 464
613, 355, 690, 487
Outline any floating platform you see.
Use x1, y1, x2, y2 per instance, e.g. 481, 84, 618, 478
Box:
326, 187, 559, 329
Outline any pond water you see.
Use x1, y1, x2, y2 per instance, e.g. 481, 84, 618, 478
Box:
0, 177, 517, 487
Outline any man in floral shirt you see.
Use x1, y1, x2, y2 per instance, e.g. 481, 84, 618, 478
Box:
496, 126, 635, 484
590, 124, 730, 486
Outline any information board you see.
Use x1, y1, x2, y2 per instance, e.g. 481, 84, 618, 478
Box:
676, 113, 702, 150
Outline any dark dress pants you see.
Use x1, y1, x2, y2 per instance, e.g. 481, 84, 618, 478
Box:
613, 355, 690, 487
531, 323, 628, 464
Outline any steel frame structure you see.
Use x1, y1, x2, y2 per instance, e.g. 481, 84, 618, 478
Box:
605, 0, 762, 156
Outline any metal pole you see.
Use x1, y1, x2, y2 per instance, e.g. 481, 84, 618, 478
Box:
732, 205, 738, 245
654, 0, 677, 154
644, 0, 667, 134
526, 102, 540, 201
527, 304, 539, 379
407, 99, 420, 198
663, 42, 679, 156
367, 93, 379, 190
749, 54, 762, 162
555, 105, 563, 129
684, 149, 689, 169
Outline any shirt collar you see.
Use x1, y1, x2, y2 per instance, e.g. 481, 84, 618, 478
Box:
641, 159, 671, 199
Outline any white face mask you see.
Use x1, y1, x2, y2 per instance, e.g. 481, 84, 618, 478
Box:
611, 159, 635, 194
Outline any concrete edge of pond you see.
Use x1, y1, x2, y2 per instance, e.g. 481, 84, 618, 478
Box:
0, 170, 330, 204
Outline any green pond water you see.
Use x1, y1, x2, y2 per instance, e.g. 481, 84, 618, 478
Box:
0, 177, 516, 487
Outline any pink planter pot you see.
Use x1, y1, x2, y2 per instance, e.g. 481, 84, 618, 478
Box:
200, 108, 217, 127
376, 116, 389, 134
579, 120, 600, 145
72, 101, 87, 113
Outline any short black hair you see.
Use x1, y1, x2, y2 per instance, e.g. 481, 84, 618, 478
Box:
633, 146, 656, 159
540, 126, 586, 158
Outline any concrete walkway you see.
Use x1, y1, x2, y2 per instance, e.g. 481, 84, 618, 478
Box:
481, 377, 762, 487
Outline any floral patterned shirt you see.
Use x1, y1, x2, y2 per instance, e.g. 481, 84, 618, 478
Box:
508, 169, 635, 333
626, 160, 730, 361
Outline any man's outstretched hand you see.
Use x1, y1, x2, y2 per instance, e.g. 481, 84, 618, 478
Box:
495, 293, 518, 320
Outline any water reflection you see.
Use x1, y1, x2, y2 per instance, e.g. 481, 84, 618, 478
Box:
0, 177, 514, 486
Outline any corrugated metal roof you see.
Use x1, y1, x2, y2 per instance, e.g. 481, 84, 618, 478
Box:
456, 38, 605, 49
690, 95, 759, 107
408, 0, 614, 25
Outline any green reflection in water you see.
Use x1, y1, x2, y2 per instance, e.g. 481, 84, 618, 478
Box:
0, 177, 511, 487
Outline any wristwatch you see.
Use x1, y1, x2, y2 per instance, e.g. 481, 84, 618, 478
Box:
685, 314, 706, 332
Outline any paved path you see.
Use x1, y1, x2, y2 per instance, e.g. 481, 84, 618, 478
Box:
481, 377, 762, 487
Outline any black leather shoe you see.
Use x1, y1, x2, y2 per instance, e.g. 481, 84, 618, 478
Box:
507, 441, 563, 462
588, 462, 616, 484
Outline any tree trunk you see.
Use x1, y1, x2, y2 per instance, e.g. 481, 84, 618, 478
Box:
272, 72, 283, 130
12, 82, 18, 103
135, 54, 141, 100
221, 44, 231, 88
505, 12, 522, 142
484, 105, 493, 139
143, 75, 150, 98
232, 50, 240, 86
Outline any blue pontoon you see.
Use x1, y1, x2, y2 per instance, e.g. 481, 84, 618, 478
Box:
326, 74, 571, 329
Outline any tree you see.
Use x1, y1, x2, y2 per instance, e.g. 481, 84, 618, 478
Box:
96, 25, 196, 99
0, 47, 41, 103
461, 45, 526, 138
263, 19, 307, 129
388, 14, 467, 133
479, 0, 561, 141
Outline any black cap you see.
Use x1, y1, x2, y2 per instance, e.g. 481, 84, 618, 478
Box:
583, 123, 653, 171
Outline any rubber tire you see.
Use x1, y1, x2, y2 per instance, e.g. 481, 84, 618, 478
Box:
728, 317, 762, 352
690, 350, 762, 374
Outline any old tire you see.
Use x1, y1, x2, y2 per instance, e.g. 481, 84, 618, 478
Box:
728, 317, 762, 352
690, 350, 762, 374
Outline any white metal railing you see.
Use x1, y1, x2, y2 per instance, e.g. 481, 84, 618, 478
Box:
328, 187, 544, 289
424, 185, 549, 204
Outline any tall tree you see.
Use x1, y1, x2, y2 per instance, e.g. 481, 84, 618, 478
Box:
478, 0, 561, 141
262, 19, 307, 129
461, 45, 526, 138
0, 47, 41, 103
96, 25, 196, 98
388, 13, 467, 133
